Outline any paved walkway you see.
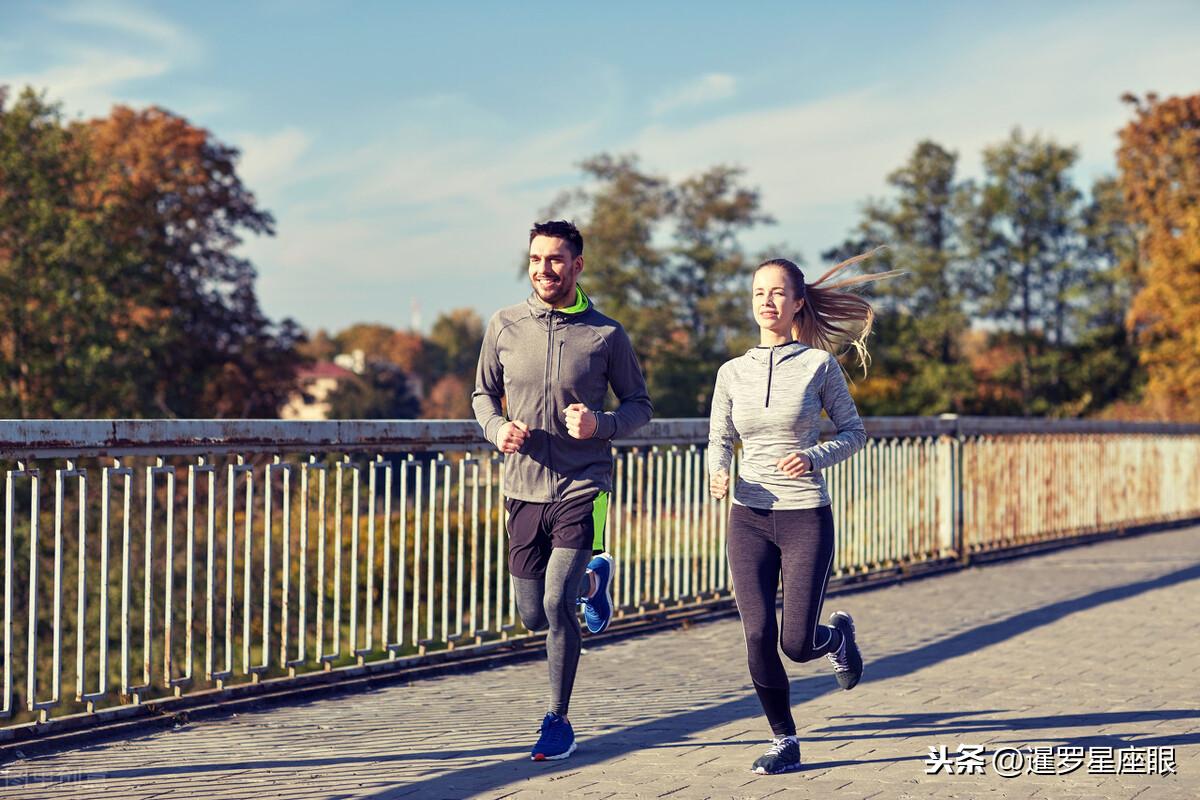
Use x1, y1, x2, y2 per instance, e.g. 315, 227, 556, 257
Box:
3, 526, 1199, 800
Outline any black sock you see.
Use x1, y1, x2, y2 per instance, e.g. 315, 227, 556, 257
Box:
752, 681, 796, 737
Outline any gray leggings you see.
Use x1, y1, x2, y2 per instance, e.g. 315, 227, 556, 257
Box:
513, 547, 592, 717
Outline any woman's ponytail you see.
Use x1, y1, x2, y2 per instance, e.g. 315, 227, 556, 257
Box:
758, 248, 899, 374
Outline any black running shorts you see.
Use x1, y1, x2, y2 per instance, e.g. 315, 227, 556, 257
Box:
504, 491, 609, 579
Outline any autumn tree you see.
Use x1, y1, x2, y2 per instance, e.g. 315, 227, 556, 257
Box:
336, 323, 435, 391
421, 375, 473, 419
0, 86, 303, 418
0, 87, 126, 416
1118, 92, 1200, 420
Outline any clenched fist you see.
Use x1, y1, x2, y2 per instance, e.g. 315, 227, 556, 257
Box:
563, 403, 598, 439
776, 452, 813, 479
497, 420, 530, 454
710, 470, 730, 500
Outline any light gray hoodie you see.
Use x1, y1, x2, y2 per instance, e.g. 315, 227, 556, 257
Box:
709, 341, 866, 510
472, 287, 653, 503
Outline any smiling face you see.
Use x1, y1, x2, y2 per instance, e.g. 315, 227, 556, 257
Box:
528, 235, 583, 308
752, 264, 803, 339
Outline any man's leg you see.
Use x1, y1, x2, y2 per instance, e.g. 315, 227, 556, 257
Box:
528, 546, 590, 761
544, 547, 592, 718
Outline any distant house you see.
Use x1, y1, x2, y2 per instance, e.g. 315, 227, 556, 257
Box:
280, 361, 357, 420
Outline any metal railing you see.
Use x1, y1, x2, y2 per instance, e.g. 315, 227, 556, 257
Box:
1, 416, 1198, 731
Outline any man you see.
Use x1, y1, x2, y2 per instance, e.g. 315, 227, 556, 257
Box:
472, 219, 653, 761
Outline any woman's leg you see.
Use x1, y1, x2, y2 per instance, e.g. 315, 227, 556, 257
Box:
726, 504, 795, 737
777, 505, 842, 663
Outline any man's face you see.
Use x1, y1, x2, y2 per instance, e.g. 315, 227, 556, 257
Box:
528, 235, 583, 308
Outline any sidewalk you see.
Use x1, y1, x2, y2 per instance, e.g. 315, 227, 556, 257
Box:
4, 525, 1199, 799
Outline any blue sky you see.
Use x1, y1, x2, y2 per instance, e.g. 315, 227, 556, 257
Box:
4, 1, 1199, 334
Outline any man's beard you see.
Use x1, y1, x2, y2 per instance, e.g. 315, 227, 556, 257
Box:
532, 276, 572, 306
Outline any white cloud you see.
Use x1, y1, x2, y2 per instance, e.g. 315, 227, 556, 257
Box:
234, 128, 313, 193
4, 2, 199, 117
4, 52, 169, 116
49, 1, 196, 55
651, 73, 737, 116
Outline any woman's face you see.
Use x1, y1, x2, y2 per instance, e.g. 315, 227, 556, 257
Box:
752, 265, 803, 337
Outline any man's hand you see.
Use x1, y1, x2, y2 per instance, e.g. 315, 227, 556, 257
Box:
776, 452, 813, 479
497, 420, 530, 454
563, 403, 598, 439
710, 470, 730, 500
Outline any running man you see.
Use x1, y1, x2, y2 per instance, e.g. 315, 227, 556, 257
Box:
472, 219, 653, 761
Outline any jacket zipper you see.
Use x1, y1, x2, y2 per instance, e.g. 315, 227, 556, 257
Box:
544, 313, 556, 497
765, 346, 775, 407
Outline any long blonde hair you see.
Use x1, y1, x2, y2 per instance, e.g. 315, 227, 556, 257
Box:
756, 248, 899, 374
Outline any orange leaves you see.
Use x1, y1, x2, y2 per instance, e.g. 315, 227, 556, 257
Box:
1118, 93, 1200, 420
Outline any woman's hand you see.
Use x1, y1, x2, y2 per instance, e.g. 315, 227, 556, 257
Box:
776, 452, 813, 479
710, 470, 730, 499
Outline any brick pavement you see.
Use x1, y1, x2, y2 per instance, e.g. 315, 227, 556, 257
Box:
3, 525, 1199, 800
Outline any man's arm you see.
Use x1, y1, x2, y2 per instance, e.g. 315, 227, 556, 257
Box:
594, 326, 653, 440
471, 314, 507, 448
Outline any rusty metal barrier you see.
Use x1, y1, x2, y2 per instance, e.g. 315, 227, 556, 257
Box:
0, 416, 1198, 732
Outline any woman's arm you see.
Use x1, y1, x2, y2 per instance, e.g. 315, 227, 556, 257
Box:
799, 355, 867, 470
708, 364, 737, 476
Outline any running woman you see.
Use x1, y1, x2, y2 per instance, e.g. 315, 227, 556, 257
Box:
473, 219, 653, 762
709, 252, 894, 775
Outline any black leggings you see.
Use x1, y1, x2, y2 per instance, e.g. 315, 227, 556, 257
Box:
727, 503, 842, 736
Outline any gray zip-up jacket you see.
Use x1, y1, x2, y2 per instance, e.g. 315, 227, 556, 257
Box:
472, 288, 653, 503
708, 342, 866, 509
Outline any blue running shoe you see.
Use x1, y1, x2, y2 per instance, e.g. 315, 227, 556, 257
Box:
531, 712, 576, 761
581, 552, 615, 634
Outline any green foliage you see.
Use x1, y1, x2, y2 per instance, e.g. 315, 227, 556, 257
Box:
547, 155, 770, 416
823, 140, 974, 415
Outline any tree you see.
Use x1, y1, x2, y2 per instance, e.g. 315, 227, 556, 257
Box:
84, 103, 304, 417
1118, 92, 1200, 420
335, 323, 436, 391
325, 360, 419, 420
548, 155, 770, 416
0, 88, 131, 417
428, 308, 484, 381
421, 374, 472, 419
824, 140, 973, 415
960, 129, 1084, 414
0, 86, 303, 418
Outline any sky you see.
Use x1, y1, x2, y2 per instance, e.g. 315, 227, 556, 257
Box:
4, 1, 1200, 335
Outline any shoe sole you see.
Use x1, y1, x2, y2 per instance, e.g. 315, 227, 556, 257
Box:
531, 740, 577, 761
830, 611, 863, 690
752, 761, 803, 775
586, 554, 615, 634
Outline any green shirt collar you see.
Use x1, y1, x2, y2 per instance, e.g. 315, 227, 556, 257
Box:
561, 285, 590, 315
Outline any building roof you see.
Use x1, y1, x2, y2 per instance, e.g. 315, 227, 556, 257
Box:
296, 361, 356, 381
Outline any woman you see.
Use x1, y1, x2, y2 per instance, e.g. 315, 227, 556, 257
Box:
708, 251, 893, 775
